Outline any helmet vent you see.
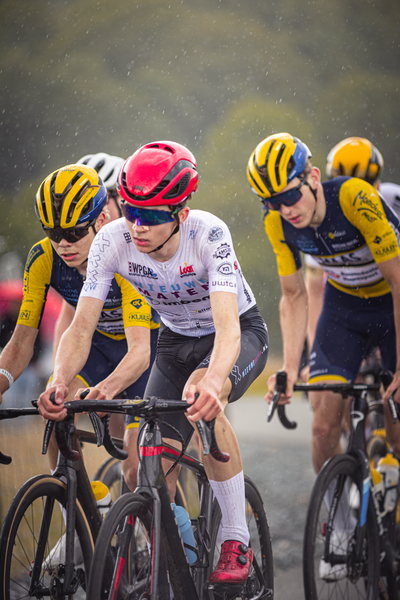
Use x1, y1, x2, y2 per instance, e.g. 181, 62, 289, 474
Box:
164, 172, 190, 199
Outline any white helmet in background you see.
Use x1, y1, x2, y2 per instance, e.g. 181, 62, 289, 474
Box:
77, 153, 125, 191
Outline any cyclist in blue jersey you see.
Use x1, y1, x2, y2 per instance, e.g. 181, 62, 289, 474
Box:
305, 137, 400, 365
0, 164, 159, 483
247, 133, 400, 578
246, 132, 400, 470
39, 141, 269, 586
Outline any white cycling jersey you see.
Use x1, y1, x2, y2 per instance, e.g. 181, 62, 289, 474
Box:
81, 209, 256, 336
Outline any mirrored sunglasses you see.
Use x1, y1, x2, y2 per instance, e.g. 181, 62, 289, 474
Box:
262, 171, 310, 211
43, 219, 96, 243
121, 203, 175, 226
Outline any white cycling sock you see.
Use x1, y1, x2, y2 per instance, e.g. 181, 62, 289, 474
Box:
209, 471, 249, 546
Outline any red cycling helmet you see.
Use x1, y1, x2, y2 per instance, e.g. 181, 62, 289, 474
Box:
118, 141, 198, 207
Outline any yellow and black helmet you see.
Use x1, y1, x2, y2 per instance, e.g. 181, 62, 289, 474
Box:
35, 164, 107, 228
247, 132, 312, 199
326, 137, 384, 186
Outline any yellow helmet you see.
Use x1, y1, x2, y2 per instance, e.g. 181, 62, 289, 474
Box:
35, 164, 107, 228
326, 137, 384, 186
247, 132, 312, 199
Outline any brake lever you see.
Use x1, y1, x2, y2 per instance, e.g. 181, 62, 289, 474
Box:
267, 370, 287, 423
197, 418, 230, 463
267, 370, 298, 429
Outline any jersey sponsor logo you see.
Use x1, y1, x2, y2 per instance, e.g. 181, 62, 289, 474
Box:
146, 294, 210, 306
123, 232, 132, 244
25, 244, 45, 272
128, 313, 150, 323
131, 298, 143, 309
188, 229, 198, 241
373, 236, 382, 244
328, 230, 346, 239
194, 306, 211, 313
353, 190, 383, 221
83, 282, 98, 291
211, 280, 236, 288
18, 310, 31, 321
100, 308, 124, 322
207, 226, 224, 244
128, 262, 158, 279
375, 244, 398, 258
179, 263, 195, 277
217, 262, 234, 275
213, 243, 231, 259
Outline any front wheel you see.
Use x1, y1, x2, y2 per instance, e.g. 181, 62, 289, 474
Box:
87, 492, 169, 600
208, 475, 274, 599
0, 474, 93, 600
303, 454, 380, 600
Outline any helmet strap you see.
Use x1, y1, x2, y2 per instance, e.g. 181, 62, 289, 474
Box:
147, 209, 180, 254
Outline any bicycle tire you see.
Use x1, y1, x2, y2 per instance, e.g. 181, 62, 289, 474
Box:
208, 475, 274, 599
0, 474, 94, 600
367, 434, 387, 468
303, 454, 380, 600
87, 492, 169, 600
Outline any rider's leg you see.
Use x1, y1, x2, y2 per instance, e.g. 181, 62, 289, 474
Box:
184, 368, 249, 545
309, 388, 347, 474
121, 424, 139, 491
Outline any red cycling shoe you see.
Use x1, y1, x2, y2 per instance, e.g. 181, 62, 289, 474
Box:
209, 540, 253, 584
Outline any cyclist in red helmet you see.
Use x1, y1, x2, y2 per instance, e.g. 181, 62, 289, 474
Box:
39, 141, 270, 587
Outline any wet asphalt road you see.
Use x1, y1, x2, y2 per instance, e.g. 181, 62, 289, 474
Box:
229, 393, 316, 600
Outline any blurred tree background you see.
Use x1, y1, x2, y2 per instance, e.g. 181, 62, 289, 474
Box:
1, 0, 399, 357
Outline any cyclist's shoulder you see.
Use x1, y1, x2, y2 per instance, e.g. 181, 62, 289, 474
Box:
24, 237, 54, 272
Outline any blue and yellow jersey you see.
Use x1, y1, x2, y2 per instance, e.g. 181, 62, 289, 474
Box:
263, 177, 400, 299
17, 237, 160, 340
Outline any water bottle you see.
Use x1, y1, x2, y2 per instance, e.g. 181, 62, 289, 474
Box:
371, 466, 384, 512
91, 480, 112, 519
377, 453, 400, 515
172, 503, 197, 564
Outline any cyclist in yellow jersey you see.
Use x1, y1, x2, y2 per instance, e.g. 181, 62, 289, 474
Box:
0, 164, 159, 484
305, 137, 398, 368
247, 133, 400, 478
52, 152, 127, 438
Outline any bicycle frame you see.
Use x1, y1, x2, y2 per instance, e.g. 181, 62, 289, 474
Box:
134, 418, 213, 600
0, 407, 104, 598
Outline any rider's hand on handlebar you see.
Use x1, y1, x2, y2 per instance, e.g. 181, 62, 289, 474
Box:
38, 384, 68, 421
382, 367, 400, 405
75, 386, 108, 418
265, 369, 296, 405
185, 378, 223, 423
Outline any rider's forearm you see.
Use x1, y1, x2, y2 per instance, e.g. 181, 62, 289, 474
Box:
52, 325, 92, 387
280, 291, 308, 377
96, 345, 151, 399
0, 325, 37, 394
